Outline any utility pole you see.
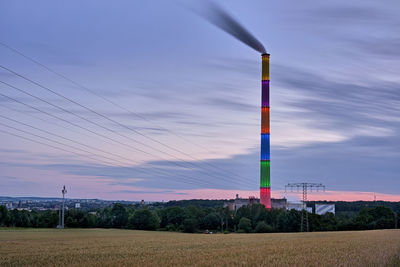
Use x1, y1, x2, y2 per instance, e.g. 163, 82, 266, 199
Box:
285, 183, 325, 232
61, 185, 67, 229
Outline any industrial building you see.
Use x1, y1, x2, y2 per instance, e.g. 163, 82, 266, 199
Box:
271, 198, 287, 209
223, 195, 337, 215
224, 194, 287, 211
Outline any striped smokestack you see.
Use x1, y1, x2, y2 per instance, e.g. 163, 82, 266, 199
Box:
260, 53, 271, 209
190, 2, 268, 204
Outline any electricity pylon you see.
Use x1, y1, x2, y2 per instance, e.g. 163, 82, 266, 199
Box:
58, 185, 67, 229
285, 183, 325, 232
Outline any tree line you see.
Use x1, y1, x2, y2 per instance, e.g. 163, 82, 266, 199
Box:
0, 203, 397, 233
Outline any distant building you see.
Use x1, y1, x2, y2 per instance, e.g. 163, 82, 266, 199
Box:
224, 202, 235, 211
224, 195, 287, 211
6, 202, 13, 209
248, 196, 257, 205
287, 202, 303, 211
271, 198, 287, 209
233, 195, 248, 211
75, 203, 81, 209
223, 194, 251, 211
315, 204, 335, 215
17, 208, 30, 211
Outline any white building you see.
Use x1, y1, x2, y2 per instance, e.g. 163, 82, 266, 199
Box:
315, 204, 335, 215
6, 202, 13, 209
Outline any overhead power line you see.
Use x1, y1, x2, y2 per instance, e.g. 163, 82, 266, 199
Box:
0, 90, 161, 161
0, 41, 252, 184
0, 101, 100, 140
0, 77, 251, 188
0, 119, 214, 189
0, 93, 246, 189
0, 111, 221, 187
0, 41, 210, 151
0, 113, 135, 165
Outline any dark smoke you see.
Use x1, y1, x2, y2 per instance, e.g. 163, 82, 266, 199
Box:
190, 1, 266, 54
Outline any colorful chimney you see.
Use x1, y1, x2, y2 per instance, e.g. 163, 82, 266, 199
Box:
260, 53, 271, 209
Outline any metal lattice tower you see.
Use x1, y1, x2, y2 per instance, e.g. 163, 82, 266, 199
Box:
285, 183, 325, 232
59, 185, 67, 229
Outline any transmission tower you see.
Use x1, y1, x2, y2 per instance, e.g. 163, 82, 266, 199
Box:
285, 183, 325, 232
58, 185, 67, 229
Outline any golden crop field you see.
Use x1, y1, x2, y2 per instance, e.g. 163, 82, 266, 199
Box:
0, 229, 399, 266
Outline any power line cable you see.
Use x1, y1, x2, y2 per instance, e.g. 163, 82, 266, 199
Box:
0, 78, 251, 187
0, 92, 160, 164
0, 121, 118, 165
0, 41, 213, 152
0, 111, 218, 188
0, 120, 214, 188
0, 113, 134, 165
0, 43, 253, 183
0, 101, 100, 140
0, 93, 239, 188
0, 88, 158, 160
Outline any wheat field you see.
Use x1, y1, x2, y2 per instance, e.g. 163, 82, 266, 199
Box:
0, 229, 399, 266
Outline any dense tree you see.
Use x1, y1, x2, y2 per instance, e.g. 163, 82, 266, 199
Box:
354, 206, 395, 230
234, 205, 251, 227
183, 218, 198, 233
65, 209, 85, 227
308, 212, 338, 231
1, 202, 397, 233
238, 217, 252, 233
111, 203, 128, 228
215, 207, 232, 232
128, 209, 160, 230
185, 205, 206, 222
255, 221, 273, 233
203, 212, 220, 231
65, 209, 98, 228
97, 207, 112, 228
9, 209, 31, 227
248, 204, 268, 229
0, 205, 10, 226
166, 207, 185, 228
277, 209, 301, 232
37, 210, 58, 228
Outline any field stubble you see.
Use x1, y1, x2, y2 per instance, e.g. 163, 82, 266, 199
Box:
0, 229, 399, 266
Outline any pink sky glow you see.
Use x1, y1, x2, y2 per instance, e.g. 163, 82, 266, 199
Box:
101, 189, 400, 202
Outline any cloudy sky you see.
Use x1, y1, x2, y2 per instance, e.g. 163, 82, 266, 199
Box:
1, 0, 399, 201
